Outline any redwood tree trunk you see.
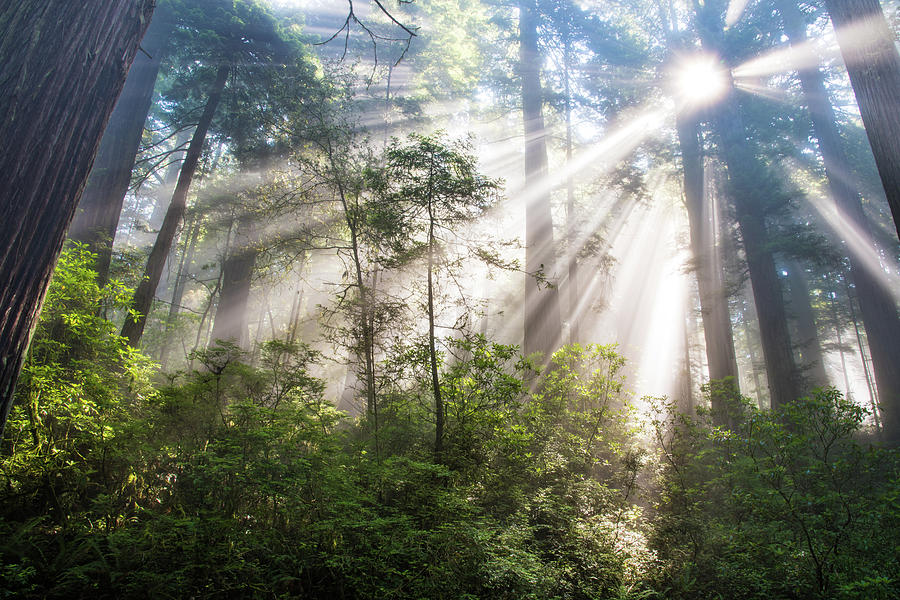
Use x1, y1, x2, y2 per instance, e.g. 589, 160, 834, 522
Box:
695, 2, 801, 409
520, 0, 562, 359
210, 213, 258, 349
67, 9, 172, 285
785, 260, 829, 390
0, 0, 155, 439
715, 99, 801, 409
121, 64, 230, 347
676, 111, 740, 390
823, 0, 900, 241
778, 0, 900, 444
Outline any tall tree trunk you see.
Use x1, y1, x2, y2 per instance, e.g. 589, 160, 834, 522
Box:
210, 212, 259, 349
149, 127, 192, 232
822, 0, 900, 241
334, 159, 378, 423
519, 0, 562, 359
67, 9, 171, 285
694, 2, 801, 409
829, 291, 855, 401
847, 290, 880, 423
778, 0, 900, 443
561, 11, 580, 345
0, 0, 155, 439
676, 111, 740, 392
713, 95, 801, 409
159, 215, 200, 368
427, 205, 444, 459
785, 260, 829, 390
121, 64, 230, 347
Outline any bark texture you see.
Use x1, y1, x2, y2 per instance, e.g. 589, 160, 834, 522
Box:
823, 0, 900, 242
0, 0, 155, 438
67, 9, 171, 285
520, 0, 562, 359
122, 64, 230, 347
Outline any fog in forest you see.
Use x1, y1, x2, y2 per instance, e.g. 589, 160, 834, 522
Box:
2, 0, 900, 597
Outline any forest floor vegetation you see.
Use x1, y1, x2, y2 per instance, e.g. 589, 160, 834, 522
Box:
1, 248, 898, 599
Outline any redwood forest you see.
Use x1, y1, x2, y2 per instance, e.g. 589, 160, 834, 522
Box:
2, 0, 900, 597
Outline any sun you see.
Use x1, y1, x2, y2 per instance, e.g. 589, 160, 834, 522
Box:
672, 54, 730, 106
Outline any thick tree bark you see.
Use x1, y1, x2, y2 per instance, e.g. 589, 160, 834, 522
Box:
67, 10, 171, 286
121, 64, 229, 347
519, 0, 563, 359
823, 0, 900, 241
210, 213, 258, 349
0, 0, 155, 439
676, 112, 740, 391
778, 0, 900, 444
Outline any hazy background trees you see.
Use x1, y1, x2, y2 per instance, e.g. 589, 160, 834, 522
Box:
3, 0, 900, 595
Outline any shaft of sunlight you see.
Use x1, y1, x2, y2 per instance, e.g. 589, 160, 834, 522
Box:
516, 105, 668, 212
575, 173, 691, 401
806, 194, 900, 301
731, 17, 882, 82
731, 80, 795, 104
731, 33, 839, 79
781, 161, 900, 301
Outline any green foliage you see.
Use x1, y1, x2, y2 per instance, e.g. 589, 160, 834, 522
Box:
367, 131, 502, 254
1, 246, 155, 523
2, 287, 653, 599
5, 250, 898, 598
650, 388, 900, 599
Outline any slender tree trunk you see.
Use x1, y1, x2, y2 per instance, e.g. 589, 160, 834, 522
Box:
847, 288, 881, 424
191, 278, 222, 364
210, 212, 259, 349
680, 307, 695, 414
66, 9, 171, 286
428, 206, 444, 458
562, 16, 580, 345
332, 150, 378, 423
0, 0, 155, 439
121, 64, 230, 347
740, 297, 767, 409
149, 128, 192, 232
822, 0, 900, 241
676, 112, 740, 392
159, 216, 200, 368
519, 0, 562, 359
829, 291, 854, 400
778, 0, 900, 443
354, 239, 377, 422
785, 260, 829, 389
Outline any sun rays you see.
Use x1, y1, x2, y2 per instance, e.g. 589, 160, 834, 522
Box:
191, 0, 899, 408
